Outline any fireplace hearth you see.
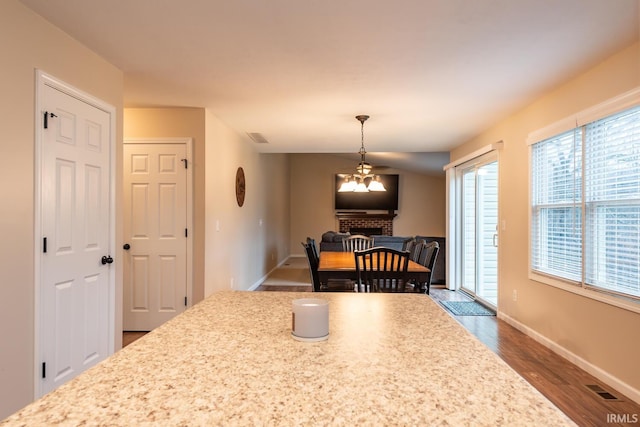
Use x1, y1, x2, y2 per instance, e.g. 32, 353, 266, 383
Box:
336, 212, 396, 236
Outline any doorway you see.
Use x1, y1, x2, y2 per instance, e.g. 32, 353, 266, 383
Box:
456, 152, 499, 307
35, 71, 116, 397
122, 138, 193, 331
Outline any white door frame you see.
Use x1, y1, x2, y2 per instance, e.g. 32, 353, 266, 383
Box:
34, 70, 116, 398
123, 138, 194, 312
445, 142, 502, 296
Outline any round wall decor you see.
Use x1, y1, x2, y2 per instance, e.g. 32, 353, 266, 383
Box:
235, 167, 246, 207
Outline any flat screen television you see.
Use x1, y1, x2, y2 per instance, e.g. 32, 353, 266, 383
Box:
334, 174, 399, 211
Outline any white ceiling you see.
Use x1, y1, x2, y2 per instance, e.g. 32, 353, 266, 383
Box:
20, 0, 639, 173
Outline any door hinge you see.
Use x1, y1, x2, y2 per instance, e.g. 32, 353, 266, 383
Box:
42, 362, 46, 379
184, 296, 188, 306
43, 111, 58, 129
43, 237, 47, 253
181, 158, 188, 169
185, 228, 188, 238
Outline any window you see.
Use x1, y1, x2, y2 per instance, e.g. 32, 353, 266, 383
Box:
531, 104, 640, 301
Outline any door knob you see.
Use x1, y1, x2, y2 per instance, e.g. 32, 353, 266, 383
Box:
123, 243, 130, 250
101, 255, 114, 265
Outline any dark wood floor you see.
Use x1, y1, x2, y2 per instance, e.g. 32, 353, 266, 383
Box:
428, 288, 640, 427
250, 284, 640, 426
122, 331, 147, 347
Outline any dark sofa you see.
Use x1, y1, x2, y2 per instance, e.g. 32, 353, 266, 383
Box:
318, 231, 352, 252
319, 231, 414, 251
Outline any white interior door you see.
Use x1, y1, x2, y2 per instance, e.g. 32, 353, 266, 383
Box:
123, 140, 191, 331
38, 76, 114, 396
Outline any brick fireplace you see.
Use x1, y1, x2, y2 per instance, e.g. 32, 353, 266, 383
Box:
336, 212, 396, 236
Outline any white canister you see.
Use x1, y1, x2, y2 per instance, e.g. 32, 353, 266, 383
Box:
291, 298, 329, 342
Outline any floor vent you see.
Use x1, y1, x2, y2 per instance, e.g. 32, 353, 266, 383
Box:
585, 384, 621, 401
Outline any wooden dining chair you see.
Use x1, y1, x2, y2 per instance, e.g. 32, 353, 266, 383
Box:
417, 241, 439, 295
402, 239, 427, 292
408, 239, 427, 262
301, 242, 322, 292
354, 247, 410, 292
306, 237, 319, 264
342, 235, 374, 252
302, 242, 354, 292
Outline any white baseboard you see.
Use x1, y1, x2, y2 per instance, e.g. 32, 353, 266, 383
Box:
497, 311, 640, 405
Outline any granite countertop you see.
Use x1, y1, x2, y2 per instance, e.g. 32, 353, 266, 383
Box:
1, 291, 575, 426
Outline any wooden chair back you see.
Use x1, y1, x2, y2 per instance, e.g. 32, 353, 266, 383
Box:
417, 241, 439, 294
354, 247, 410, 292
342, 235, 374, 252
301, 242, 321, 292
409, 239, 427, 262
306, 237, 319, 263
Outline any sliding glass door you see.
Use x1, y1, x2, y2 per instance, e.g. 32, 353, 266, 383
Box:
458, 154, 498, 306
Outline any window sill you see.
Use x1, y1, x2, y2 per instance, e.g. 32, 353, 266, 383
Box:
529, 272, 640, 315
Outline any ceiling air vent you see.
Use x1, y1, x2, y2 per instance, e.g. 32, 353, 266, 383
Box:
247, 132, 269, 144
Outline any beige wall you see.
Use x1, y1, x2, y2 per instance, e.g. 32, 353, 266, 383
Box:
0, 0, 124, 419
204, 111, 290, 294
124, 108, 206, 304
125, 107, 291, 297
289, 153, 446, 255
3, 0, 636, 418
450, 42, 640, 398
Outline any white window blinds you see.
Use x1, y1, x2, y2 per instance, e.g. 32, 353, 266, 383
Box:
584, 107, 640, 297
531, 104, 640, 300
531, 130, 583, 283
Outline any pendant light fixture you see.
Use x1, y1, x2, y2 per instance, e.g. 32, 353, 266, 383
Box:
338, 115, 386, 192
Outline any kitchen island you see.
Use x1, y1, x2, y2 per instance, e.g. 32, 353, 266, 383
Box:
1, 291, 574, 426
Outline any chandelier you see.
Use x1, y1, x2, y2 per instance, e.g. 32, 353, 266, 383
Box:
338, 115, 386, 192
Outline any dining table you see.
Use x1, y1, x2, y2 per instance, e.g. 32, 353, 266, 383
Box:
317, 250, 430, 285
0, 291, 574, 426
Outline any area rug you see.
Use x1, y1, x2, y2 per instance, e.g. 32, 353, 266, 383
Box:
439, 300, 495, 316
